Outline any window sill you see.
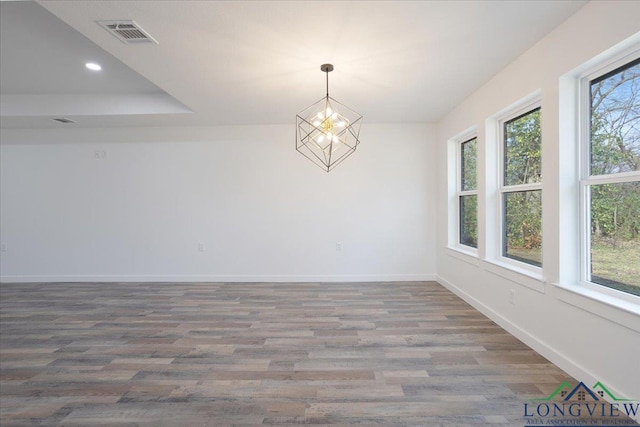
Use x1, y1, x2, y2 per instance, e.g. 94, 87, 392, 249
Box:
446, 246, 480, 266
552, 282, 640, 333
482, 258, 546, 293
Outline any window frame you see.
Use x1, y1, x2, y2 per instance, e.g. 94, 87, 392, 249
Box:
497, 102, 543, 273
457, 136, 478, 250
578, 51, 640, 303
447, 127, 479, 260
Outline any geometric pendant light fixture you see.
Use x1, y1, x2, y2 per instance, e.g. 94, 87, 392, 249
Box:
296, 64, 363, 172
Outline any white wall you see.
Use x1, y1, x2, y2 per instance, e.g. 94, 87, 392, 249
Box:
0, 123, 436, 282
435, 1, 640, 403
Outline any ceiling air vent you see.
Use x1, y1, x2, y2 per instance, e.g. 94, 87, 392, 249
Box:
97, 20, 158, 44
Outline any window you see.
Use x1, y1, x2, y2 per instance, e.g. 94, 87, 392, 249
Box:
447, 129, 479, 257
500, 107, 542, 267
459, 137, 478, 248
582, 57, 640, 297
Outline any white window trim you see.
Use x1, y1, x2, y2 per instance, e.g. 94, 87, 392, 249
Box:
496, 96, 543, 276
447, 127, 478, 257
552, 34, 640, 322
483, 258, 545, 293
577, 47, 640, 306
485, 91, 546, 292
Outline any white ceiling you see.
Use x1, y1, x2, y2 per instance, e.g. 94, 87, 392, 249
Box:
0, 0, 587, 128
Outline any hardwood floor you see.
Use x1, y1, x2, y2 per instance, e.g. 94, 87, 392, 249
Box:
0, 282, 601, 426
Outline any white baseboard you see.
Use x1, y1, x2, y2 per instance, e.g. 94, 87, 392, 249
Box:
436, 274, 640, 423
1, 273, 436, 283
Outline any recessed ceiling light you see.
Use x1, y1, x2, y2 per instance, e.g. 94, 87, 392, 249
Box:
85, 62, 102, 71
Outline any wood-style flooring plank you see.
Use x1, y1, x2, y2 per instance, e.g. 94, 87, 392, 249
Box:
0, 281, 631, 426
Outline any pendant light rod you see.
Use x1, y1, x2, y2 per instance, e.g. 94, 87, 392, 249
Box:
320, 63, 333, 97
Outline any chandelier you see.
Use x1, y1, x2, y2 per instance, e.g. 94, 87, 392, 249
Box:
296, 64, 363, 172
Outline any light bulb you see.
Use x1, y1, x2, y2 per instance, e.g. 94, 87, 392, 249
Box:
318, 134, 325, 143
317, 112, 324, 119
326, 107, 332, 116
336, 121, 345, 127
331, 112, 338, 120
313, 120, 320, 127
333, 136, 339, 143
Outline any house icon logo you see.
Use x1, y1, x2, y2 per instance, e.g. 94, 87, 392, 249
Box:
523, 381, 639, 425
532, 381, 633, 402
